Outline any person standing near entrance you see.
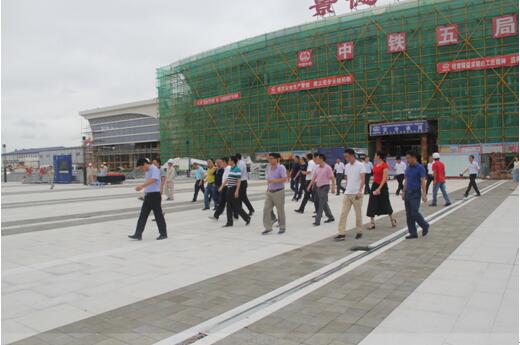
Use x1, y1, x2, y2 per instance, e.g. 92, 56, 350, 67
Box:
295, 153, 317, 214
425, 156, 434, 194
430, 153, 451, 207
128, 158, 167, 241
192, 162, 205, 202
308, 153, 335, 226
403, 151, 429, 239
262, 153, 288, 235
203, 159, 218, 210
165, 159, 176, 200
236, 154, 255, 216
335, 149, 365, 241
47, 166, 55, 190
363, 156, 373, 195
394, 156, 406, 196
223, 156, 251, 227
366, 151, 397, 230
460, 155, 481, 198
334, 158, 345, 196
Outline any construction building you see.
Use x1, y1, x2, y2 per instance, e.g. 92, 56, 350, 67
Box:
157, 0, 518, 175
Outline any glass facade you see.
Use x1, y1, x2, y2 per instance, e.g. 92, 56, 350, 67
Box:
90, 114, 159, 146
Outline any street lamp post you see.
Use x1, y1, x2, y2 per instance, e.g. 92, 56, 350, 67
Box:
82, 136, 87, 185
2, 144, 7, 183
186, 140, 191, 178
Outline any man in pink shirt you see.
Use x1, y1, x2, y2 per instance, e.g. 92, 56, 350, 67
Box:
307, 153, 336, 226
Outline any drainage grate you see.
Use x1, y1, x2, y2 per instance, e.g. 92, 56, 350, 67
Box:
177, 333, 207, 345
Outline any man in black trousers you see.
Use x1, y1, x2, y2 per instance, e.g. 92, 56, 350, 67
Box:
236, 153, 255, 216
128, 158, 167, 240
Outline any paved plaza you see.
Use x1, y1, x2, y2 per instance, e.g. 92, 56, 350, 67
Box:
1, 178, 518, 345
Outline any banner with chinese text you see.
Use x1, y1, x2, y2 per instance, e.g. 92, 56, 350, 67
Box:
437, 53, 519, 73
194, 92, 241, 106
268, 74, 354, 95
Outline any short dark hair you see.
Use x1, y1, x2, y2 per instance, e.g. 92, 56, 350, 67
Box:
235, 153, 242, 159
405, 151, 418, 158
302, 157, 308, 163
375, 151, 386, 161
395, 156, 401, 161
269, 152, 281, 159
344, 148, 355, 156
469, 154, 475, 159
153, 158, 161, 165
136, 158, 149, 167
317, 153, 326, 161
294, 155, 300, 159
306, 153, 313, 160
229, 156, 238, 164
221, 157, 228, 162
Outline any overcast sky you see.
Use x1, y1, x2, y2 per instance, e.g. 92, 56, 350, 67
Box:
2, 0, 393, 150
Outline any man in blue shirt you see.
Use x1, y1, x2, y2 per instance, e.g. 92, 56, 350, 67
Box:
128, 158, 167, 240
192, 163, 206, 202
403, 151, 429, 239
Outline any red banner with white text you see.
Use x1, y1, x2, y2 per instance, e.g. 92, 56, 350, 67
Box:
437, 53, 519, 73
268, 74, 354, 95
194, 92, 241, 106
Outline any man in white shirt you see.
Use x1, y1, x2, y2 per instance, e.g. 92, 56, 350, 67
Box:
295, 153, 317, 214
335, 148, 365, 241
363, 156, 373, 194
460, 154, 481, 197
394, 156, 407, 196
334, 158, 345, 195
236, 153, 255, 216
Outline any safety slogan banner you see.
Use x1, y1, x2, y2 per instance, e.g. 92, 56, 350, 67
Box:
194, 92, 241, 106
437, 53, 519, 73
268, 74, 354, 95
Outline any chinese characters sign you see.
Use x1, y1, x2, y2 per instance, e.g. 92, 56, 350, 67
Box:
493, 14, 517, 38
337, 41, 354, 61
268, 74, 354, 95
369, 121, 429, 137
309, 0, 337, 17
437, 53, 519, 73
297, 49, 313, 68
436, 24, 458, 46
194, 92, 241, 106
350, 0, 377, 10
387, 32, 406, 53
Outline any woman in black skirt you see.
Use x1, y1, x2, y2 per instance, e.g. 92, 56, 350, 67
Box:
366, 151, 397, 229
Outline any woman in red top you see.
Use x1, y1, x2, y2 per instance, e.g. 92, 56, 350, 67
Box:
366, 151, 396, 229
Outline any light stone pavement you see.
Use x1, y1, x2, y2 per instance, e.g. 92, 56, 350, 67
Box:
1, 178, 516, 344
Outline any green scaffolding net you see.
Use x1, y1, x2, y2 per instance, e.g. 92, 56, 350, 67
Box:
157, 0, 518, 159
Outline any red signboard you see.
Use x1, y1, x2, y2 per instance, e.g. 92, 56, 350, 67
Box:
437, 53, 519, 73
297, 49, 313, 68
493, 14, 518, 38
268, 74, 354, 95
350, 0, 377, 10
436, 24, 458, 46
309, 0, 337, 17
337, 41, 354, 61
387, 32, 406, 53
194, 92, 241, 106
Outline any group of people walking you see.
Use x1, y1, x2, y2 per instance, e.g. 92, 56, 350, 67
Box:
128, 149, 489, 242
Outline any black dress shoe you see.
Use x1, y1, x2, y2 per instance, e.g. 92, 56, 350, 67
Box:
222, 224, 233, 228
128, 234, 142, 240
422, 225, 430, 237
294, 209, 304, 214
245, 218, 251, 226
324, 218, 335, 223
312, 222, 320, 226
202, 207, 210, 210
444, 203, 452, 207
278, 228, 285, 234
249, 211, 255, 216
355, 233, 362, 239
156, 235, 168, 240
262, 229, 273, 235
334, 234, 346, 241
405, 234, 418, 239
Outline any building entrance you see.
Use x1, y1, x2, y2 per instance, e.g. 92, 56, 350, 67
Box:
368, 120, 437, 163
